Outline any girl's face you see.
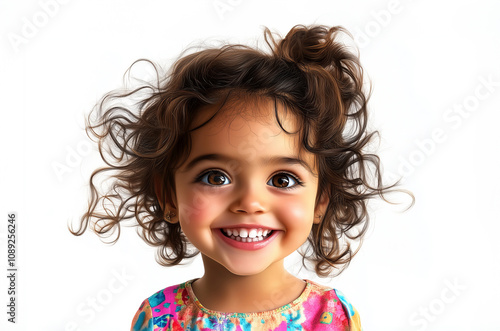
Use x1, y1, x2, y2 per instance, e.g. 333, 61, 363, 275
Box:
170, 97, 327, 276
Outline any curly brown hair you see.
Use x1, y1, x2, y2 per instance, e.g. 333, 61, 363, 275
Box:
70, 24, 403, 277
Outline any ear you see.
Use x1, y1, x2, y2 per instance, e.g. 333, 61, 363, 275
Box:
313, 192, 329, 224
154, 175, 179, 223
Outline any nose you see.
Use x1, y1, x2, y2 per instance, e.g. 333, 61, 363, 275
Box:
229, 181, 268, 214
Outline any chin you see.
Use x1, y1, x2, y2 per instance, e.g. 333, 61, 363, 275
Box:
222, 260, 270, 277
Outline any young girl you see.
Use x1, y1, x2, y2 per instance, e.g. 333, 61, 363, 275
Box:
72, 24, 395, 330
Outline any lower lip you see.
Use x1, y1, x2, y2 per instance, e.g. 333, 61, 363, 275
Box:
215, 229, 279, 251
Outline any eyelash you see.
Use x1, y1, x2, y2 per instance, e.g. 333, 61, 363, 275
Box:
268, 172, 304, 191
194, 169, 231, 187
194, 169, 304, 190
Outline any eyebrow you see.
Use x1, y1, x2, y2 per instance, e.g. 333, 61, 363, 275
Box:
263, 156, 315, 174
182, 153, 315, 174
183, 154, 232, 172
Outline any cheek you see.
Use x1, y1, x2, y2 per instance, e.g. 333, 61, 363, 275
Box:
275, 195, 315, 228
274, 197, 315, 250
176, 188, 226, 225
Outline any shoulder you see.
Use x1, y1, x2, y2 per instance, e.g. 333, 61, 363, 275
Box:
333, 288, 363, 330
130, 298, 153, 331
130, 281, 190, 331
305, 280, 363, 331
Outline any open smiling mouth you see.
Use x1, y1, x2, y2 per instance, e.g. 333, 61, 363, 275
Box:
220, 228, 274, 243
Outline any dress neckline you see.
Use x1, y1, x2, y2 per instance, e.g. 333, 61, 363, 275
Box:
184, 278, 314, 317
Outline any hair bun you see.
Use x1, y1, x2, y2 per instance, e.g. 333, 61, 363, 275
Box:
272, 25, 352, 68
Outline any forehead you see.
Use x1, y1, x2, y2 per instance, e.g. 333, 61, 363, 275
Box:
184, 95, 315, 169
191, 94, 296, 131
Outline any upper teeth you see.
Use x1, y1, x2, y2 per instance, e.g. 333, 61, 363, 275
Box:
223, 228, 270, 238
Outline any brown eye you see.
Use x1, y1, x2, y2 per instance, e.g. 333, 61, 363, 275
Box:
272, 175, 289, 187
199, 171, 231, 186
268, 173, 299, 188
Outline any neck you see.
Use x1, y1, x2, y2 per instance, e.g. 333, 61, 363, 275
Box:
191, 255, 305, 313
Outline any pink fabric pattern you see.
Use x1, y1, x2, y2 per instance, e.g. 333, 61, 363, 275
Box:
131, 279, 362, 331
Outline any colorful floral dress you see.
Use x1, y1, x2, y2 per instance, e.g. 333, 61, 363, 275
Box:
131, 279, 362, 331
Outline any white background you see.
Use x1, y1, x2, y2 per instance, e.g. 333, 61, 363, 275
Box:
1, 0, 499, 330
